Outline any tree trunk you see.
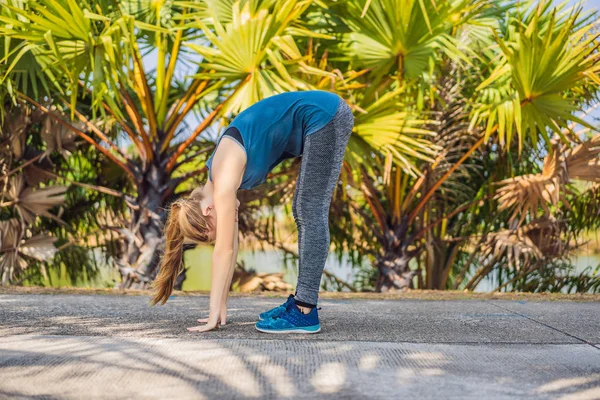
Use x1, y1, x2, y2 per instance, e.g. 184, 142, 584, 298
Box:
425, 238, 459, 290
116, 161, 181, 289
375, 250, 417, 292
373, 216, 419, 292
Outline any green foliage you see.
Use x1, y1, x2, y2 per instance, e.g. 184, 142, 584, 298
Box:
0, 0, 599, 293
472, 0, 599, 150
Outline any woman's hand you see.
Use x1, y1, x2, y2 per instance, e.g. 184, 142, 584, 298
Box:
196, 318, 225, 326
197, 311, 227, 325
187, 321, 219, 333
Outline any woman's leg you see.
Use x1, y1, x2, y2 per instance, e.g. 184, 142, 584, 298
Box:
293, 100, 354, 307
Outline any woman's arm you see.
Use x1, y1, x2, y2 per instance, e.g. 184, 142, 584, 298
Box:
188, 139, 245, 333
196, 202, 239, 325
221, 215, 239, 322
188, 187, 236, 332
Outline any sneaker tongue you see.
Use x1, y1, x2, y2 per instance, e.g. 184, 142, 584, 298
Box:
285, 297, 296, 310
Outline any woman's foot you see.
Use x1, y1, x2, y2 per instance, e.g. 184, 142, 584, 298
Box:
258, 294, 295, 321
255, 298, 321, 334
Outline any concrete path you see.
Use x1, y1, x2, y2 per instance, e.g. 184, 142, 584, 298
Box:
0, 293, 599, 399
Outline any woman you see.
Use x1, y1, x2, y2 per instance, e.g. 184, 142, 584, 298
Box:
150, 90, 354, 333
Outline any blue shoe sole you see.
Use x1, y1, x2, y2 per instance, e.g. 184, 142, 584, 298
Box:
255, 324, 321, 334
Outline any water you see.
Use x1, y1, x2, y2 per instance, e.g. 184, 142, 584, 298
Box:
183, 248, 600, 292
181, 245, 359, 292
571, 254, 600, 273
474, 253, 600, 292
28, 246, 600, 292
28, 248, 120, 289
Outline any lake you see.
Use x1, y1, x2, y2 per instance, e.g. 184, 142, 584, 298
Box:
32, 246, 600, 293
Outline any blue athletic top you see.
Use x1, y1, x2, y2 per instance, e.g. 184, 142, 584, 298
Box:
206, 90, 342, 190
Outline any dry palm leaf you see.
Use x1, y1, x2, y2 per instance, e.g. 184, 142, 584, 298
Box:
0, 219, 57, 283
0, 219, 25, 284
41, 116, 79, 159
495, 135, 600, 226
479, 217, 569, 270
1, 109, 30, 160
522, 217, 570, 258
6, 176, 67, 224
0, 218, 22, 253
564, 135, 600, 183
20, 234, 58, 262
481, 228, 542, 270
494, 149, 566, 226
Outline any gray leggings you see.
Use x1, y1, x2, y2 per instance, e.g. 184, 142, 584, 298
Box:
293, 100, 354, 306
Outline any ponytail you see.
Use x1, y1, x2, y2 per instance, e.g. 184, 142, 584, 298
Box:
150, 203, 184, 305
150, 187, 212, 305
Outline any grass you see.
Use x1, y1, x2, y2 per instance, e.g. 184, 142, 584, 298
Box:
1, 285, 599, 302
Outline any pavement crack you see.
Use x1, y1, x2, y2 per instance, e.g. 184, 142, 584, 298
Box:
489, 301, 600, 351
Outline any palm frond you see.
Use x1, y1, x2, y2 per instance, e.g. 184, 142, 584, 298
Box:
6, 176, 67, 224
472, 2, 600, 150
495, 134, 600, 226
338, 0, 473, 79
186, 0, 323, 114
564, 135, 600, 182
352, 89, 439, 177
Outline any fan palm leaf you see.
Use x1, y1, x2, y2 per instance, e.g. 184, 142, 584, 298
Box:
0, 218, 57, 283
352, 88, 439, 177
338, 0, 473, 80
5, 176, 67, 224
187, 0, 332, 114
0, 0, 134, 117
474, 2, 600, 150
411, 1, 600, 227
495, 134, 600, 225
0, 218, 24, 283
495, 149, 564, 225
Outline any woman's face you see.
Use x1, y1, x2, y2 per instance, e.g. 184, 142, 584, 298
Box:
201, 201, 217, 243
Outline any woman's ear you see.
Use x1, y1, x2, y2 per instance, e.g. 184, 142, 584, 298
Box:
201, 203, 213, 217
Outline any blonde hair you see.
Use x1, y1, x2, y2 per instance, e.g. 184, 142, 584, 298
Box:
150, 187, 213, 305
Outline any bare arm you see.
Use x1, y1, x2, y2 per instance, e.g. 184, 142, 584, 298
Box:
196, 200, 239, 325
188, 138, 245, 332
221, 213, 239, 318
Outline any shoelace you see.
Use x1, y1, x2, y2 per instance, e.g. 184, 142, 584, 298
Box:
271, 306, 322, 321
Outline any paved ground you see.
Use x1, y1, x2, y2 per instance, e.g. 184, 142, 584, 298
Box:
0, 292, 599, 399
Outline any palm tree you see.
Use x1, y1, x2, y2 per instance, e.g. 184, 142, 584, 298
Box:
0, 106, 64, 284
323, 0, 600, 291
0, 102, 130, 285
1, 0, 598, 293
0, 0, 333, 287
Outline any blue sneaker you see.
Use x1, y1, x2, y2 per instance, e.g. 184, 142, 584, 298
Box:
258, 294, 295, 321
255, 298, 321, 334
